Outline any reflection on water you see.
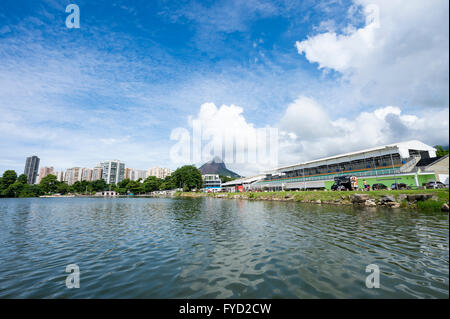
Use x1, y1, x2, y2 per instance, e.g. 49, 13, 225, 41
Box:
0, 197, 448, 298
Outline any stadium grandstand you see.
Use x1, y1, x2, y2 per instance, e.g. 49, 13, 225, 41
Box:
251, 140, 448, 191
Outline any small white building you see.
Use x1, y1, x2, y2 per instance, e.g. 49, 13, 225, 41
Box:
202, 174, 222, 191
95, 191, 118, 197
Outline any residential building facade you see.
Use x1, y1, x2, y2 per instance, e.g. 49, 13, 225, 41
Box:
24, 155, 40, 184
81, 168, 93, 182
64, 167, 82, 185
53, 171, 64, 182
92, 167, 103, 181
101, 160, 125, 184
131, 169, 147, 181
124, 168, 133, 180
38, 166, 54, 184
125, 168, 147, 181
147, 167, 172, 179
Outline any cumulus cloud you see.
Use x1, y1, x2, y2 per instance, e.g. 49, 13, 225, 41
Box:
2, 1, 448, 177
177, 97, 448, 175
279, 96, 337, 140
277, 96, 449, 166
296, 0, 449, 108
171, 102, 278, 175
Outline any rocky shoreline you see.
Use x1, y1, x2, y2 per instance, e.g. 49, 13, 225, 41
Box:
350, 193, 442, 209
176, 191, 450, 212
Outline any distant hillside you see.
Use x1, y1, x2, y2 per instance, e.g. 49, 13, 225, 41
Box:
199, 157, 241, 178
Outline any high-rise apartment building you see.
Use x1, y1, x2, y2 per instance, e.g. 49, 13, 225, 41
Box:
92, 167, 103, 181
81, 168, 93, 182
132, 169, 147, 181
100, 160, 125, 184
125, 168, 147, 181
24, 156, 40, 184
65, 167, 82, 185
147, 167, 172, 179
124, 168, 133, 180
38, 166, 54, 183
61, 167, 101, 184
53, 171, 64, 182
63, 170, 69, 183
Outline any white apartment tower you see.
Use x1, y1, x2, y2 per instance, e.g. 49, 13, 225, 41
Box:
100, 160, 125, 184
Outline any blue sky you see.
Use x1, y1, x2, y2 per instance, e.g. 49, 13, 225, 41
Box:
0, 0, 448, 176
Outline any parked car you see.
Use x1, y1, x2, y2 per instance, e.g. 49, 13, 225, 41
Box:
425, 181, 447, 189
372, 183, 387, 190
331, 183, 347, 191
391, 183, 409, 190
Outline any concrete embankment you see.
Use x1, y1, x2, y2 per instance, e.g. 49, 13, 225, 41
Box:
175, 190, 450, 212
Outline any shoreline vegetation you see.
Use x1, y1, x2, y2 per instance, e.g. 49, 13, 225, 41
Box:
174, 189, 450, 212
0, 172, 178, 198
2, 189, 449, 212
2, 166, 449, 212
0, 165, 202, 198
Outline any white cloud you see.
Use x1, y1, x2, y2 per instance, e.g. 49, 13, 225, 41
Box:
277, 96, 449, 166
180, 102, 278, 175
296, 0, 449, 108
2, 1, 448, 178
279, 96, 336, 140
177, 97, 449, 176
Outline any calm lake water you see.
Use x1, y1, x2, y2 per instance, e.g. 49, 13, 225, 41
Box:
0, 197, 448, 298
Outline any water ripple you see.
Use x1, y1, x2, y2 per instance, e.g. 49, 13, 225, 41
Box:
0, 197, 448, 298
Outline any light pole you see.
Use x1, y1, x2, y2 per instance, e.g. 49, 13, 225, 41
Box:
303, 167, 305, 191
390, 151, 398, 187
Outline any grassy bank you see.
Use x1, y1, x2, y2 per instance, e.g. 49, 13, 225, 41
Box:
175, 189, 450, 212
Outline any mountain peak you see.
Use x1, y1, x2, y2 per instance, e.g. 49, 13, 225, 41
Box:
208, 156, 223, 164
199, 157, 240, 178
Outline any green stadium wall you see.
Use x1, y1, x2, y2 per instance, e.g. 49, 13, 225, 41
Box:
323, 173, 436, 190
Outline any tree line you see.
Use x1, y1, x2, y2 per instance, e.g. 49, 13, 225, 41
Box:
0, 165, 204, 198
434, 145, 449, 157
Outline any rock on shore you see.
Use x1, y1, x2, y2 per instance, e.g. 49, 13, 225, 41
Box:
442, 203, 449, 212
351, 194, 369, 203
364, 199, 377, 207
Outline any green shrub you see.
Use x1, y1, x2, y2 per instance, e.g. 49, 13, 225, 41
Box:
416, 199, 445, 212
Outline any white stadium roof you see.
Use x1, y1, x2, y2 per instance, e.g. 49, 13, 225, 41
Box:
268, 140, 436, 173
222, 174, 266, 187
